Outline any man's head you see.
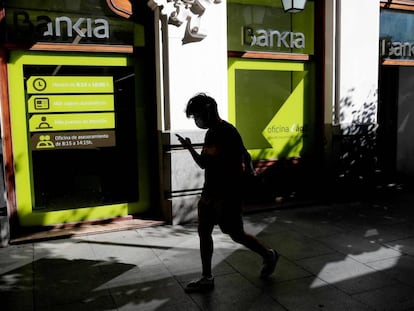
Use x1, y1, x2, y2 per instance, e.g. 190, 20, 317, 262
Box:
185, 93, 220, 129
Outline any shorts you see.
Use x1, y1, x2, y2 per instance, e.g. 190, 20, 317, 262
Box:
197, 196, 243, 234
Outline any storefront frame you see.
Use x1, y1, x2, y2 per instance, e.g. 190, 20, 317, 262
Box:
0, 1, 160, 232
7, 51, 152, 226
225, 0, 324, 202
378, 0, 414, 183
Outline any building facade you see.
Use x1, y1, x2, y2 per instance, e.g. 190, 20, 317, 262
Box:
1, 0, 409, 242
153, 0, 324, 224
0, 0, 160, 238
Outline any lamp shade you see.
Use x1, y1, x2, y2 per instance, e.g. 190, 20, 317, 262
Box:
281, 0, 307, 13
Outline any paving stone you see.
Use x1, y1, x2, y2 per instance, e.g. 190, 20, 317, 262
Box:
353, 283, 414, 311
224, 248, 311, 286
187, 273, 286, 311
366, 254, 414, 287
384, 236, 414, 257
318, 232, 402, 263
267, 276, 375, 311
297, 253, 397, 294
3, 201, 414, 311
258, 229, 336, 261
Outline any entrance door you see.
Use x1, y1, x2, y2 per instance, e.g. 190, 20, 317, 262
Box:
379, 65, 414, 182
378, 65, 398, 179
396, 67, 414, 178
8, 51, 145, 226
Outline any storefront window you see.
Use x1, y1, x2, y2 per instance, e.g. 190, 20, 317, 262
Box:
235, 69, 291, 150
380, 9, 414, 60
229, 59, 315, 160
23, 64, 138, 211
227, 1, 314, 55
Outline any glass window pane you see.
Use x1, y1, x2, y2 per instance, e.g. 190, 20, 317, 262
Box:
24, 64, 138, 211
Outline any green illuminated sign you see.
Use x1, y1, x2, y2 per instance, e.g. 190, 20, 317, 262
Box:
227, 2, 314, 54
27, 76, 114, 94
28, 94, 114, 113
29, 113, 115, 132
2, 4, 136, 46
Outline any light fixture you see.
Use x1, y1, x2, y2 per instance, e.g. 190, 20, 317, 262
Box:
281, 0, 307, 13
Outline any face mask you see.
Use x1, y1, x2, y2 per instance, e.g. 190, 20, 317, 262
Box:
195, 116, 208, 129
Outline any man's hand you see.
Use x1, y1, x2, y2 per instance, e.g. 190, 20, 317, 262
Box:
176, 134, 192, 149
176, 134, 205, 168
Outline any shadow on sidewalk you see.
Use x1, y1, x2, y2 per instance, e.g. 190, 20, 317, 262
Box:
1, 196, 414, 310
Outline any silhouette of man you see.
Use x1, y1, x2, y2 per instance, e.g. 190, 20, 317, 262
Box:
177, 93, 279, 293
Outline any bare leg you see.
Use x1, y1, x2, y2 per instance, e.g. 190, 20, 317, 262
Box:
228, 227, 278, 278
198, 222, 214, 277
228, 229, 271, 258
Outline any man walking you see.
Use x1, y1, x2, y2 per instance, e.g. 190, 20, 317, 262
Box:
176, 93, 278, 293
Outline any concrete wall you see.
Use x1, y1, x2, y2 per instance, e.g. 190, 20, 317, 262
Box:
336, 0, 380, 131
167, 2, 228, 130
153, 0, 228, 224
325, 0, 381, 191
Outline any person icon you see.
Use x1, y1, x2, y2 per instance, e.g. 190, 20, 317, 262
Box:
36, 135, 55, 149
36, 116, 52, 129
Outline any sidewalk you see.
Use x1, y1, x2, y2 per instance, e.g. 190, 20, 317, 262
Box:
1, 195, 414, 310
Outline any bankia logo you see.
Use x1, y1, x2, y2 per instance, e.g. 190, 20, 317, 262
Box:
243, 26, 305, 49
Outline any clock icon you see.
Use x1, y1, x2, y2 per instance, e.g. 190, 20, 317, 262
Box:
32, 78, 47, 92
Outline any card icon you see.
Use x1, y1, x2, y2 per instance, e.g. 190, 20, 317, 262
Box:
34, 98, 50, 110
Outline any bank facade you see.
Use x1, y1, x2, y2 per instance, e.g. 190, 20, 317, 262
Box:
0, 0, 403, 242
0, 0, 159, 240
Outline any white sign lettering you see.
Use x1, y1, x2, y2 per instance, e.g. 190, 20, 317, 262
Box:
43, 16, 109, 39
243, 26, 305, 49
380, 39, 414, 58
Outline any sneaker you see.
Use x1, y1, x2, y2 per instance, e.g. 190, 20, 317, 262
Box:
260, 249, 279, 278
185, 276, 215, 293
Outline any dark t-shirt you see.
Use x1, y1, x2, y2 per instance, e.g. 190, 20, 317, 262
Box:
200, 120, 246, 198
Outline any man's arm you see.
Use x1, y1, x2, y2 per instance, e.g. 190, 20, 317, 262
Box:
176, 134, 206, 168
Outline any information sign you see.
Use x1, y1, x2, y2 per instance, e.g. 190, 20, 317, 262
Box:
29, 113, 115, 132
31, 130, 116, 150
28, 94, 114, 113
27, 76, 114, 94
